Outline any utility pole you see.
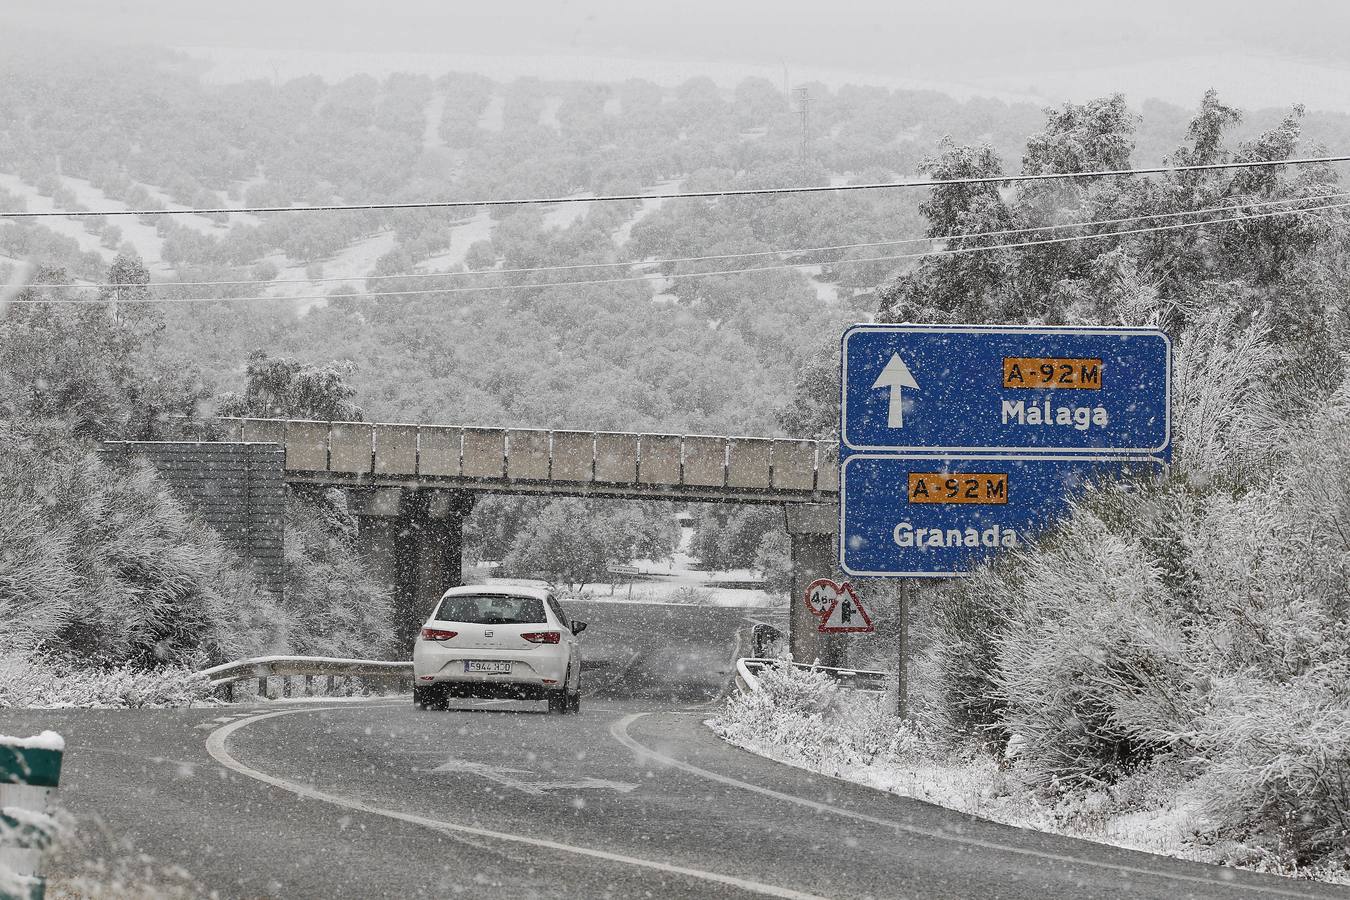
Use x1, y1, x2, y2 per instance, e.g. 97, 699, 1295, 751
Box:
795, 87, 810, 166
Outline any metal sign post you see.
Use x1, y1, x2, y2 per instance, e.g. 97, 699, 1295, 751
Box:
897, 579, 909, 719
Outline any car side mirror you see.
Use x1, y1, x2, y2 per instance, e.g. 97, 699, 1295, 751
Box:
571, 621, 588, 635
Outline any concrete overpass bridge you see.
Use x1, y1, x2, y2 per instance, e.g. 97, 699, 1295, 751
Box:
214, 416, 839, 501
107, 417, 845, 662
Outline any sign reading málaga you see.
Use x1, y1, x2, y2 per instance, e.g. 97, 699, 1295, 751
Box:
838, 324, 1170, 577
841, 325, 1171, 455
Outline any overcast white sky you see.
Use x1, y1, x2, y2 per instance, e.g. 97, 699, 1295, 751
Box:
11, 1, 1350, 110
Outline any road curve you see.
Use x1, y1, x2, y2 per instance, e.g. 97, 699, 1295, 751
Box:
7, 696, 1346, 900
4, 602, 1344, 899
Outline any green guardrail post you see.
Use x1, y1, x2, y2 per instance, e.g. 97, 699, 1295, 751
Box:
0, 733, 65, 900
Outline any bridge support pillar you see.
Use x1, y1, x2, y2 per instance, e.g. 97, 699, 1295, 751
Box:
353, 488, 475, 656
784, 503, 846, 668
415, 489, 476, 621
354, 487, 402, 593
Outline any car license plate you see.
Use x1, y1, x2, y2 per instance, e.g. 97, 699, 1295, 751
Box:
464, 660, 512, 674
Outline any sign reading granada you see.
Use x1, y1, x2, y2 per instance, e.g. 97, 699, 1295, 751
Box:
840, 325, 1171, 455
839, 454, 1163, 577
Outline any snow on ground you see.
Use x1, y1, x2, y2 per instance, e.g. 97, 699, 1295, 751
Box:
711, 681, 1350, 888
611, 179, 683, 247
586, 561, 775, 608
0, 174, 126, 270
416, 208, 495, 270
264, 229, 398, 311
52, 177, 178, 259
0, 731, 64, 751
477, 93, 504, 132
423, 90, 448, 150
718, 717, 1209, 863
0, 655, 214, 709
611, 523, 774, 607
470, 561, 775, 606
470, 525, 778, 608
127, 181, 257, 232
796, 263, 840, 304
541, 194, 594, 230
540, 96, 563, 130
0, 173, 262, 276
475, 566, 775, 608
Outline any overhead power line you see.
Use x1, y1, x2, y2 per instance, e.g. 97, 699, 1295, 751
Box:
12, 195, 1348, 305
2, 155, 1349, 220
31, 190, 1350, 293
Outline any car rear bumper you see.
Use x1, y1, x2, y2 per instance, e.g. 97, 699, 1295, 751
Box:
425, 681, 559, 701
412, 644, 569, 687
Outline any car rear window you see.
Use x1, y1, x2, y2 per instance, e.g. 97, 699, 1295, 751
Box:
435, 594, 547, 625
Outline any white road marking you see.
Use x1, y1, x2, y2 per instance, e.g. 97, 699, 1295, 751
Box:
205, 706, 830, 900
609, 714, 1322, 900
424, 757, 638, 795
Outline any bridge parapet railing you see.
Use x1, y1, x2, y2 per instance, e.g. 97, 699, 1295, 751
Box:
208, 418, 839, 499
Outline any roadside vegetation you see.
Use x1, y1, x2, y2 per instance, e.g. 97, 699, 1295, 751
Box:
2, 29, 1348, 880
721, 92, 1350, 883
0, 259, 391, 703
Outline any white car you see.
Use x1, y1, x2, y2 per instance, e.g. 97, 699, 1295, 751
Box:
412, 585, 586, 714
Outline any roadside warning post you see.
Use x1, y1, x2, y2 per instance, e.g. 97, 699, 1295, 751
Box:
0, 732, 65, 900
839, 323, 1171, 714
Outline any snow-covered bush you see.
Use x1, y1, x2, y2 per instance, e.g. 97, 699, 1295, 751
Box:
928, 563, 1010, 746
0, 655, 215, 708
1170, 304, 1282, 484
714, 662, 929, 774
282, 488, 392, 659
928, 367, 1350, 873
1198, 664, 1350, 871
0, 422, 291, 667
0, 423, 396, 682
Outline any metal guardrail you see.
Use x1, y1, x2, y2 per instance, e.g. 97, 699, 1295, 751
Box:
196, 656, 414, 702
0, 733, 64, 900
197, 654, 623, 702
733, 658, 892, 696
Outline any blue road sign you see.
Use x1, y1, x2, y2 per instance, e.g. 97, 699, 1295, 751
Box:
841, 325, 1171, 455
839, 454, 1164, 577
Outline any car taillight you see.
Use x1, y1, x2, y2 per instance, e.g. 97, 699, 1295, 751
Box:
520, 631, 560, 644
420, 627, 458, 641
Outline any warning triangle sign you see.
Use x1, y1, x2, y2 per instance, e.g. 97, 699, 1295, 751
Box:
818, 585, 875, 633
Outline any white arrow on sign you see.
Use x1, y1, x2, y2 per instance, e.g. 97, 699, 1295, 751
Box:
872, 353, 920, 428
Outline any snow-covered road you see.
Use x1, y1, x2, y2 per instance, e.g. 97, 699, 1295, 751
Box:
1, 601, 1337, 899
